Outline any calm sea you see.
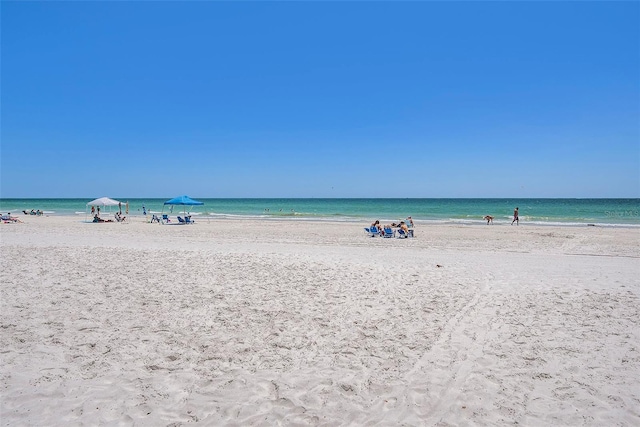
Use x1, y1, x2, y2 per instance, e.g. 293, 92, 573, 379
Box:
1, 198, 638, 227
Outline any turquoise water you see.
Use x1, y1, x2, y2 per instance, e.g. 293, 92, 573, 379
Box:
1, 198, 638, 227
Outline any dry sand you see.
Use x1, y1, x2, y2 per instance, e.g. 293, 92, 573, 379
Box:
1, 216, 639, 426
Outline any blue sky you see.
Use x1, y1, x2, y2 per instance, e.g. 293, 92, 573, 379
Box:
1, 1, 638, 198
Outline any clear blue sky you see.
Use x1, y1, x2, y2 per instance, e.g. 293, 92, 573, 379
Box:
1, 1, 638, 198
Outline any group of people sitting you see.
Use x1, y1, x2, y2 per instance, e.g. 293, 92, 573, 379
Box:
92, 212, 126, 223
369, 216, 415, 238
93, 214, 113, 223
22, 209, 43, 216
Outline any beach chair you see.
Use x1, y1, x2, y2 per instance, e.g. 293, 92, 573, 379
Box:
1, 214, 17, 223
162, 214, 171, 224
177, 216, 186, 224
383, 227, 395, 238
150, 214, 160, 223
185, 216, 194, 224
396, 228, 409, 238
369, 226, 381, 237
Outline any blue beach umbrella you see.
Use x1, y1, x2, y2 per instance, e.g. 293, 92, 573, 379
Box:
164, 195, 204, 206
162, 195, 204, 218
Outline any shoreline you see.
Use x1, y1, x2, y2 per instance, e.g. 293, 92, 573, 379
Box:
7, 212, 640, 229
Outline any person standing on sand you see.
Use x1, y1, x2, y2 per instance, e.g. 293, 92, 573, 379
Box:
511, 207, 519, 225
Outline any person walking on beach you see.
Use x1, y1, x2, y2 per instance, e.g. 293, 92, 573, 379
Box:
511, 207, 519, 225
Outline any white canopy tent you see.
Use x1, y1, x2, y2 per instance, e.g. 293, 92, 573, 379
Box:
86, 197, 127, 222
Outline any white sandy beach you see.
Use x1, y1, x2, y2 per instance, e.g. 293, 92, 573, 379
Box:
1, 216, 639, 426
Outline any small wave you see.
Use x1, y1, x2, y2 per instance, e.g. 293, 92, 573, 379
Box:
524, 220, 640, 228
206, 212, 270, 219
198, 212, 364, 223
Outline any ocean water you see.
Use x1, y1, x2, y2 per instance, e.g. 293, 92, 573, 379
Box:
1, 198, 639, 227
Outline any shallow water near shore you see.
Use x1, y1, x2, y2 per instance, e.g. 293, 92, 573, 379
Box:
1, 198, 639, 227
